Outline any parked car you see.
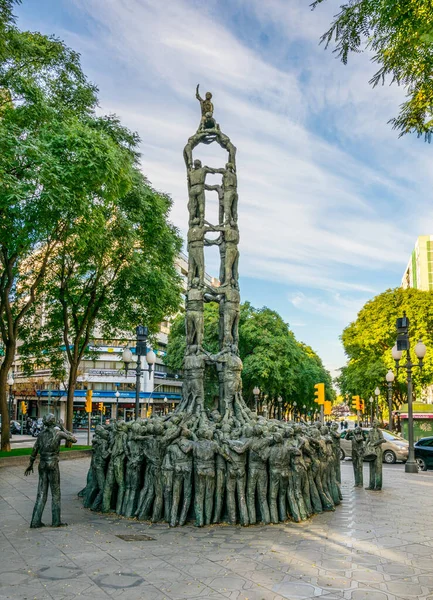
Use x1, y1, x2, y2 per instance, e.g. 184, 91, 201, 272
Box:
414, 437, 433, 471
340, 428, 409, 464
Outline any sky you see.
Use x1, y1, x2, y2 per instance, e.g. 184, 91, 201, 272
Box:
15, 0, 433, 377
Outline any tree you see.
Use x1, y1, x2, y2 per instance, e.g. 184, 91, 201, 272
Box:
312, 0, 433, 140
338, 287, 433, 413
21, 163, 182, 436
165, 301, 334, 415
0, 4, 100, 449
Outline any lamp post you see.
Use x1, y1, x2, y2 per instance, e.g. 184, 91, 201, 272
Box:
392, 313, 427, 474
277, 396, 282, 421
374, 386, 380, 423
7, 374, 14, 422
369, 396, 374, 425
253, 386, 260, 414
164, 396, 168, 416
122, 326, 156, 420
385, 369, 395, 431
115, 390, 120, 420
293, 401, 297, 422
303, 404, 306, 422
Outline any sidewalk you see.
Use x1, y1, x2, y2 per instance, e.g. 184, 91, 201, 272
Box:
1, 459, 433, 600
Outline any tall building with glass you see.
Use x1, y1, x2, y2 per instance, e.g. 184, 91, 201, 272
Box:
401, 235, 433, 291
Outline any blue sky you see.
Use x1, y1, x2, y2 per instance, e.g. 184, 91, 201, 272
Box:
16, 0, 433, 377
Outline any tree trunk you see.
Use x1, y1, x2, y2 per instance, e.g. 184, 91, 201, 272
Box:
0, 343, 15, 451
65, 362, 78, 447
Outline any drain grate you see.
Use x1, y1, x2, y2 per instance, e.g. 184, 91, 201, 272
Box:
116, 534, 156, 542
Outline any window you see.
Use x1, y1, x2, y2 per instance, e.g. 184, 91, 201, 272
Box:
418, 438, 433, 447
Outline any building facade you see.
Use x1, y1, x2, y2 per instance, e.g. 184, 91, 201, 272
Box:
401, 235, 433, 291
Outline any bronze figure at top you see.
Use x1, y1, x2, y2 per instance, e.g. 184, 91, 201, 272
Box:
196, 84, 218, 131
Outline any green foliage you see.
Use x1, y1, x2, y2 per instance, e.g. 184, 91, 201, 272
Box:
312, 0, 433, 140
165, 301, 334, 416
338, 287, 433, 408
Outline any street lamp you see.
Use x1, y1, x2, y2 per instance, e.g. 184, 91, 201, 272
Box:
303, 404, 306, 422
164, 396, 168, 415
277, 396, 282, 420
122, 326, 156, 420
374, 386, 380, 423
7, 373, 14, 421
293, 401, 297, 422
392, 313, 427, 473
369, 397, 374, 425
253, 386, 260, 413
385, 369, 395, 431
115, 390, 120, 420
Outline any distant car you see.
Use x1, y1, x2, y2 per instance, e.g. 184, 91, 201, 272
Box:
414, 437, 433, 471
340, 428, 409, 464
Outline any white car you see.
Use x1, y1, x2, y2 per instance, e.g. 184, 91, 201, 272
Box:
340, 428, 409, 464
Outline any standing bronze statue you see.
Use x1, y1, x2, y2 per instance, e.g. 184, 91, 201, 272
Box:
365, 421, 385, 491
352, 426, 365, 488
25, 414, 77, 528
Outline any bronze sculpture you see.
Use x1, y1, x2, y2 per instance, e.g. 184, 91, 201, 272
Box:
352, 426, 365, 488
25, 414, 77, 528
365, 421, 385, 491
80, 87, 343, 527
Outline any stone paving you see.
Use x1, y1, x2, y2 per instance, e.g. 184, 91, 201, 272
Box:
1, 459, 433, 600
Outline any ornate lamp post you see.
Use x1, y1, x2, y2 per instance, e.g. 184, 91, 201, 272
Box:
253, 386, 260, 414
386, 369, 395, 431
392, 313, 427, 474
374, 386, 380, 423
122, 326, 156, 420
164, 396, 168, 416
115, 390, 120, 420
369, 396, 374, 425
303, 404, 306, 422
277, 396, 282, 420
7, 374, 14, 421
293, 401, 297, 422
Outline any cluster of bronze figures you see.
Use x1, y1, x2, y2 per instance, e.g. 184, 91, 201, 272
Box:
81, 418, 343, 527
79, 87, 344, 527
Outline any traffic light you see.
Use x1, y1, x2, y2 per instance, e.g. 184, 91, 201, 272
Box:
324, 400, 332, 416
102, 407, 106, 415
351, 395, 360, 411
98, 402, 103, 412
359, 399, 365, 413
314, 383, 325, 405
85, 390, 93, 413
21, 401, 27, 415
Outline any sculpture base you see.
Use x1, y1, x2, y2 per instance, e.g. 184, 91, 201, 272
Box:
81, 410, 342, 528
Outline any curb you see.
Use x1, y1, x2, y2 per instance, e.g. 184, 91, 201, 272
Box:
0, 450, 92, 468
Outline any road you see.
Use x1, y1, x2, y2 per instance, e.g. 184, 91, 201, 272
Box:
10, 430, 94, 448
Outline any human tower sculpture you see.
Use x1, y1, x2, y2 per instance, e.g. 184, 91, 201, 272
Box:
81, 88, 342, 527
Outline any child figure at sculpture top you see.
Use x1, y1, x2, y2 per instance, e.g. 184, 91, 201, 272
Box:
80, 87, 342, 526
